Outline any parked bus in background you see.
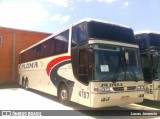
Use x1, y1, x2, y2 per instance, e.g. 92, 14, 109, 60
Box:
135, 32, 160, 101
18, 19, 144, 108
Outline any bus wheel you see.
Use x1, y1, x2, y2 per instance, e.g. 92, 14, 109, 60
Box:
24, 78, 28, 90
59, 84, 69, 105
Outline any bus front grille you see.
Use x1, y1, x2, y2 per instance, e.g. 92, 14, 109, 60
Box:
127, 86, 136, 91
113, 87, 124, 91
113, 86, 136, 91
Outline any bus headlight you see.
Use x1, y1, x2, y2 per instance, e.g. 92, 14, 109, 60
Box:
94, 87, 111, 93
101, 87, 110, 92
137, 85, 144, 91
138, 94, 144, 98
94, 87, 99, 93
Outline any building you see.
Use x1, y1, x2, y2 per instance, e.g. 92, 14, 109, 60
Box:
0, 27, 51, 84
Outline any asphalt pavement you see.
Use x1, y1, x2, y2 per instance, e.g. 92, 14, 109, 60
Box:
0, 84, 159, 119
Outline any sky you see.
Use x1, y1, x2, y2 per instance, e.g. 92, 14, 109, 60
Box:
0, 0, 160, 34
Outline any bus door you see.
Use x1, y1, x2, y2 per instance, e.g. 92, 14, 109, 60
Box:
78, 46, 90, 107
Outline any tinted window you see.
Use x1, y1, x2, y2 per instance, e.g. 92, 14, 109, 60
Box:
141, 54, 152, 82
27, 48, 36, 61
43, 39, 54, 57
72, 22, 88, 46
79, 48, 89, 84
149, 33, 160, 47
21, 48, 35, 63
136, 38, 148, 50
20, 29, 69, 63
21, 53, 25, 63
88, 21, 136, 44
127, 50, 138, 67
142, 55, 150, 68
35, 44, 43, 59
54, 30, 69, 54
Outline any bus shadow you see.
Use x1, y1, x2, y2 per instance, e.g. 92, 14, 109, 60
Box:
27, 88, 120, 109
27, 88, 91, 110
27, 88, 129, 117
20, 88, 160, 118
138, 99, 160, 109
27, 88, 60, 103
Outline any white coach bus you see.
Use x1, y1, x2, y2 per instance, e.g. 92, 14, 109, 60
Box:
18, 19, 144, 108
135, 31, 160, 101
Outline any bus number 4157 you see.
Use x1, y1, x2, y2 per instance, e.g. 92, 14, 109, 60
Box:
79, 90, 89, 99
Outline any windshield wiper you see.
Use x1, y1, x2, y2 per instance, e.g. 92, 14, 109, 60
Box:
111, 56, 123, 83
111, 54, 138, 82
112, 67, 120, 83
102, 73, 113, 81
127, 63, 138, 82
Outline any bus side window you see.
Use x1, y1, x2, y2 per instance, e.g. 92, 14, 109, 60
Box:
24, 48, 35, 62
54, 30, 69, 54
35, 44, 43, 59
76, 26, 87, 44
79, 48, 88, 85
43, 39, 54, 57
19, 55, 22, 64
22, 51, 26, 63
72, 22, 87, 46
20, 53, 24, 63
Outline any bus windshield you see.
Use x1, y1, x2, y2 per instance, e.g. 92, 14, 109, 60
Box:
93, 44, 143, 82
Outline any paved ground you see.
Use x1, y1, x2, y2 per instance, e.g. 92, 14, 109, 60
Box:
138, 99, 160, 109
0, 84, 159, 119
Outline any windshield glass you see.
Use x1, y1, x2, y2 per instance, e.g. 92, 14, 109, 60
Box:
93, 44, 143, 82
149, 33, 160, 47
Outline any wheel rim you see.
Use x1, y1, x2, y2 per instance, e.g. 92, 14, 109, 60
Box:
60, 89, 68, 101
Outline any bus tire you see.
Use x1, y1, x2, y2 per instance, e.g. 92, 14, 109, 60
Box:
24, 78, 28, 90
59, 84, 69, 105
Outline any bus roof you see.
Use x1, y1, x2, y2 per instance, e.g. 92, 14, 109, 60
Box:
20, 18, 132, 54
72, 18, 131, 29
135, 31, 160, 35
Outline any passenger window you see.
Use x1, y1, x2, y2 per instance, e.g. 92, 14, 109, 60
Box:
20, 29, 69, 63
35, 44, 43, 59
54, 30, 69, 54
43, 39, 54, 57
72, 22, 88, 46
